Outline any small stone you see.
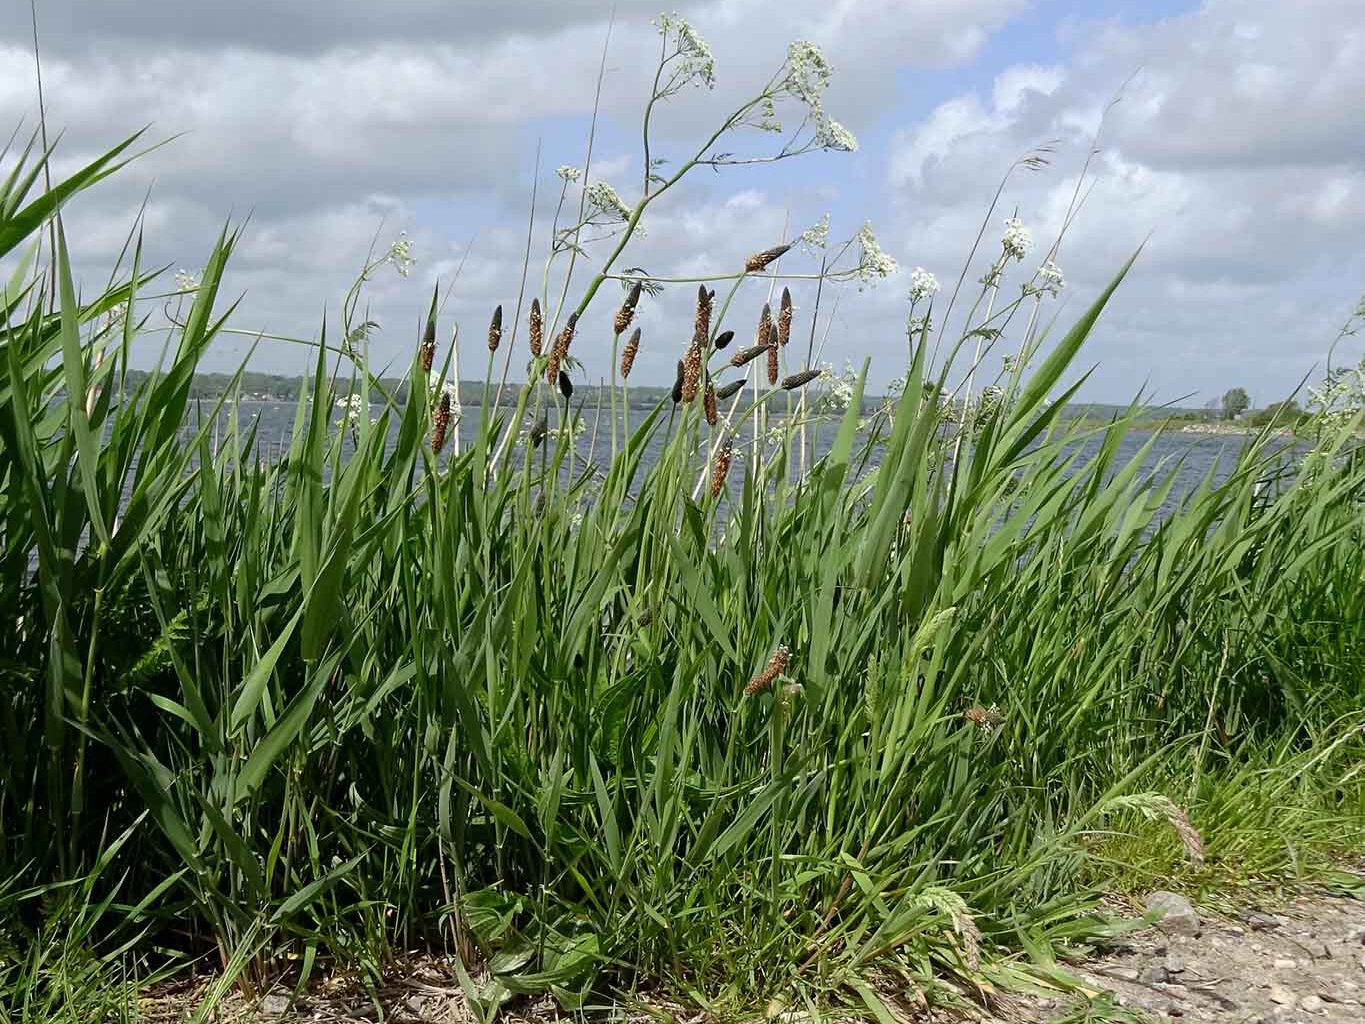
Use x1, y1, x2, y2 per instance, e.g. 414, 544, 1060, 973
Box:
1268, 986, 1296, 1007
261, 993, 290, 1016
1300, 995, 1325, 1014
1227, 925, 1246, 936
1274, 958, 1298, 970
1140, 964, 1171, 985
1147, 891, 1201, 936
1247, 911, 1285, 932
1165, 952, 1187, 974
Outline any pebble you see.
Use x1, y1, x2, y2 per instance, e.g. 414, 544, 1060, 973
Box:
1146, 891, 1201, 936
1139, 964, 1170, 985
1165, 952, 1187, 974
1268, 985, 1297, 1007
1247, 911, 1285, 931
260, 993, 290, 1016
1300, 995, 1325, 1014
1274, 958, 1299, 970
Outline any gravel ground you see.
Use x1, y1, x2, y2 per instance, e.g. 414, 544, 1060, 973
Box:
1001, 887, 1365, 1023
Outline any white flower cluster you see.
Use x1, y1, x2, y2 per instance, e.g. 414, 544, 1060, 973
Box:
908, 313, 932, 335
786, 40, 833, 108
384, 232, 416, 277
908, 266, 940, 303
336, 393, 371, 429
585, 181, 633, 222
1037, 259, 1065, 296
854, 223, 897, 285
819, 362, 858, 410
799, 213, 829, 253
174, 269, 200, 291
1001, 217, 1032, 262
104, 301, 129, 331
556, 165, 582, 183
656, 13, 716, 90
815, 118, 858, 152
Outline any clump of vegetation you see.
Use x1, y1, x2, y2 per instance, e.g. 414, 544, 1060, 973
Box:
1, 19, 1363, 1023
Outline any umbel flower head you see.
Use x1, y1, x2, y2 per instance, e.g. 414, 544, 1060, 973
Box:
1001, 217, 1032, 262
855, 223, 897, 285
586, 181, 632, 222
1037, 259, 1065, 296
815, 118, 858, 152
909, 266, 940, 303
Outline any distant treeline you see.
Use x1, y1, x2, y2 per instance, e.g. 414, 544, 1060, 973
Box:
122, 370, 1232, 421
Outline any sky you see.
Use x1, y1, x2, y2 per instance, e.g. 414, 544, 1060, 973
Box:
1, 0, 1362, 405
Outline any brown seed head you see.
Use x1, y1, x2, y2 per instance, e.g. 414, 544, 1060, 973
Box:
558, 370, 574, 400
778, 288, 793, 346
620, 327, 641, 379
767, 341, 780, 386
671, 359, 686, 404
745, 644, 791, 696
716, 379, 743, 401
419, 318, 436, 373
546, 311, 577, 384
431, 391, 451, 453
487, 305, 503, 352
756, 303, 773, 348
681, 342, 702, 403
528, 298, 544, 358
693, 284, 714, 345
704, 380, 718, 425
745, 243, 792, 273
614, 280, 642, 336
781, 368, 822, 391
729, 343, 769, 368
713, 329, 735, 350
710, 437, 733, 499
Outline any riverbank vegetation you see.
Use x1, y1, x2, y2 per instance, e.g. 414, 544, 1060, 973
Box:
2, 21, 1364, 1023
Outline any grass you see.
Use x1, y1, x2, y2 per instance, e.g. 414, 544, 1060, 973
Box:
2, 33, 1365, 1021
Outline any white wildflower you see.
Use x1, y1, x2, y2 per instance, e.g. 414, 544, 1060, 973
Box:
820, 362, 857, 410
658, 13, 716, 89
754, 95, 782, 133
556, 165, 582, 183
1001, 217, 1032, 262
815, 118, 858, 152
799, 213, 829, 253
104, 301, 129, 331
174, 269, 200, 291
1037, 259, 1065, 295
908, 313, 932, 335
384, 232, 416, 277
908, 267, 940, 303
585, 181, 633, 222
786, 40, 833, 109
336, 393, 370, 430
855, 222, 897, 284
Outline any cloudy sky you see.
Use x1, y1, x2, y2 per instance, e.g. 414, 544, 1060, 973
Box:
2, 0, 1362, 404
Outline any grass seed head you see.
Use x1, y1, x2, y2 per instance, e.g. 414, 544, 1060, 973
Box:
757, 302, 773, 348
714, 329, 735, 350
682, 342, 703, 403
745, 243, 792, 273
767, 340, 780, 386
693, 284, 714, 345
745, 644, 790, 696
419, 319, 436, 373
546, 311, 577, 384
704, 380, 718, 425
781, 368, 821, 391
487, 304, 503, 352
529, 298, 544, 357
730, 343, 768, 368
716, 378, 743, 400
558, 370, 574, 400
432, 391, 451, 453
620, 327, 641, 379
778, 287, 793, 346
671, 359, 685, 404
710, 436, 733, 498
615, 280, 643, 336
